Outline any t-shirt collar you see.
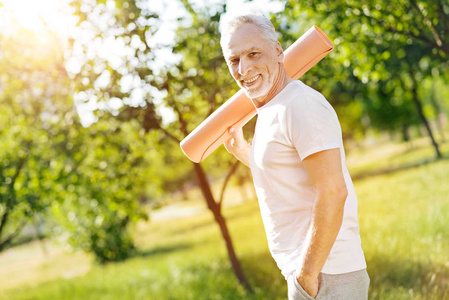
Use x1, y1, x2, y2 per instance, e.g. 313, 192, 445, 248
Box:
255, 80, 299, 112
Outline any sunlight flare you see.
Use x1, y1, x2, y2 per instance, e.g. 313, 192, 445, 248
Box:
0, 0, 75, 36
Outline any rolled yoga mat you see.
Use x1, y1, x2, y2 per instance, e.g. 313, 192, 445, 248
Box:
180, 25, 334, 163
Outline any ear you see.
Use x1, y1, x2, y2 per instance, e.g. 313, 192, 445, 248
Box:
275, 42, 284, 62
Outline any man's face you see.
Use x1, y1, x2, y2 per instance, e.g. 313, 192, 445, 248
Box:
222, 23, 283, 100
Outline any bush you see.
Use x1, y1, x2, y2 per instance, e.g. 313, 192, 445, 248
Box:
88, 215, 135, 264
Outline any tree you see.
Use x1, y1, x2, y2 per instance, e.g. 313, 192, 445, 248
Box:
0, 29, 73, 251
0, 17, 154, 262
278, 0, 448, 156
68, 0, 252, 288
282, 0, 448, 59
49, 115, 158, 263
151, 2, 252, 287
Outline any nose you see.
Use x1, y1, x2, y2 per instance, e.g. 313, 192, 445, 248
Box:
238, 58, 252, 76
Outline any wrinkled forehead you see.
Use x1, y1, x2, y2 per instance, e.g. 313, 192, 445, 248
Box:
222, 23, 269, 58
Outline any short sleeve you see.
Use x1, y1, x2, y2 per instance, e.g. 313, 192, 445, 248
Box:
284, 91, 342, 161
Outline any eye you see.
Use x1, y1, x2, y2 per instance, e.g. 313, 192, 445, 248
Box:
229, 58, 239, 65
248, 52, 259, 57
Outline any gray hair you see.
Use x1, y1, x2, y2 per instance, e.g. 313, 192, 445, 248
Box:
220, 14, 278, 50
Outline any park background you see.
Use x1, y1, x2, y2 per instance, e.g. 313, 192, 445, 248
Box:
1, 0, 449, 299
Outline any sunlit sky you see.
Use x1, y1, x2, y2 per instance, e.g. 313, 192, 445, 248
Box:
0, 0, 77, 37
0, 0, 283, 126
0, 0, 282, 44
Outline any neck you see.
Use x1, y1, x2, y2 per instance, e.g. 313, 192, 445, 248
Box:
252, 64, 293, 108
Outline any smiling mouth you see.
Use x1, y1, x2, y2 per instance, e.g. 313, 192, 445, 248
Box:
242, 75, 260, 85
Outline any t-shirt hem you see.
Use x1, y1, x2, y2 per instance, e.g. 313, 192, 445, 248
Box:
300, 144, 340, 161
321, 254, 367, 275
321, 265, 367, 275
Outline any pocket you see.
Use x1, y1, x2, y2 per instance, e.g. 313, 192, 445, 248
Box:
287, 275, 316, 300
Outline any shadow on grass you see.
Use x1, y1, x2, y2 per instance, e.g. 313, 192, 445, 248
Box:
133, 243, 192, 258
367, 252, 449, 299
352, 156, 448, 181
170, 218, 215, 237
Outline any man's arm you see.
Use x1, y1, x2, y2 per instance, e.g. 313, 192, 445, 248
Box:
224, 127, 251, 167
296, 148, 348, 297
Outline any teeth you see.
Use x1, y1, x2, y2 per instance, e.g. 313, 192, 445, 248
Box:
243, 75, 259, 84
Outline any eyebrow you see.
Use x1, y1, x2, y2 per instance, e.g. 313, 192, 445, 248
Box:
227, 46, 262, 60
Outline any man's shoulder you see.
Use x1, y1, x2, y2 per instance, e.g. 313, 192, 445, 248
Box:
283, 81, 336, 123
283, 81, 319, 108
294, 80, 325, 98
281, 81, 306, 104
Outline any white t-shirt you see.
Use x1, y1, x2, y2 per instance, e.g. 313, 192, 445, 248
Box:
250, 80, 366, 279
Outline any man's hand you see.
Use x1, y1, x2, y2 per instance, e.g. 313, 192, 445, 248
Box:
296, 271, 319, 298
224, 127, 251, 167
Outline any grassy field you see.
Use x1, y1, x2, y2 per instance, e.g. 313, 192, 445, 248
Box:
1, 139, 449, 299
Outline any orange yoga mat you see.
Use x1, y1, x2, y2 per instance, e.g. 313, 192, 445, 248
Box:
180, 25, 334, 163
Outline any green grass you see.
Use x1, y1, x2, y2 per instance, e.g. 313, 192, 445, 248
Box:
357, 159, 449, 300
1, 201, 285, 300
346, 137, 449, 178
1, 141, 449, 300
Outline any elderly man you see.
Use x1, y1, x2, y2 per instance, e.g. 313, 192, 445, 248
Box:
221, 14, 369, 300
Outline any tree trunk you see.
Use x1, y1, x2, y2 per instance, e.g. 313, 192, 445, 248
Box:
33, 216, 48, 257
219, 161, 240, 206
193, 163, 252, 291
429, 80, 446, 142
0, 157, 28, 251
410, 75, 442, 159
0, 208, 10, 251
401, 123, 410, 142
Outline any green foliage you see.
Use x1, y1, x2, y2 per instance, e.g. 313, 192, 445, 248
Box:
66, 0, 195, 190
0, 28, 73, 250
67, 0, 251, 191
48, 116, 155, 263
277, 0, 449, 142
62, 207, 135, 264
0, 9, 156, 260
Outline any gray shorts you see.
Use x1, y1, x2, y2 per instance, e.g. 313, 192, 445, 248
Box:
287, 269, 370, 300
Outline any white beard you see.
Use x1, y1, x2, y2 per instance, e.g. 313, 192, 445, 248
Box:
242, 64, 279, 100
